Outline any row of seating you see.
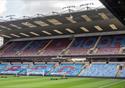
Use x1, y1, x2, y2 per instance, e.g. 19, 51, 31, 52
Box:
65, 37, 97, 55
0, 64, 28, 74
80, 64, 117, 77
0, 63, 83, 76
26, 64, 54, 75
121, 69, 125, 77
51, 63, 83, 76
1, 35, 125, 57
95, 35, 125, 55
0, 63, 125, 77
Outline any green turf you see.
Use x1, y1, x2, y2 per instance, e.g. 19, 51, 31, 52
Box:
0, 76, 124, 88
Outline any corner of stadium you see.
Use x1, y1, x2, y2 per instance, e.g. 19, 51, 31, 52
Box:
0, 0, 125, 88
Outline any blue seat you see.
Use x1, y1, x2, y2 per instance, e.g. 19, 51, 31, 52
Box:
80, 64, 117, 77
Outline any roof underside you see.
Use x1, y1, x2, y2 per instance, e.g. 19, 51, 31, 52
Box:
100, 0, 125, 25
0, 8, 124, 39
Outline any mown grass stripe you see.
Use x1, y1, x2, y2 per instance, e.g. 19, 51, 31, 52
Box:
0, 76, 124, 88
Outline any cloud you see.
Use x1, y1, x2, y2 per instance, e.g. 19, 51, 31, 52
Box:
0, 0, 7, 16
21, 0, 60, 15
21, 0, 103, 16
0, 0, 103, 17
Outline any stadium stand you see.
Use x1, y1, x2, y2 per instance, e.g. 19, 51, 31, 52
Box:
40, 38, 71, 56
121, 69, 125, 77
0, 64, 28, 75
0, 5, 125, 79
26, 64, 54, 75
95, 35, 125, 55
1, 35, 125, 57
1, 41, 30, 57
0, 42, 13, 56
65, 37, 97, 56
0, 64, 8, 73
21, 40, 49, 56
120, 65, 125, 77
80, 63, 118, 77
51, 63, 83, 76
0, 63, 125, 78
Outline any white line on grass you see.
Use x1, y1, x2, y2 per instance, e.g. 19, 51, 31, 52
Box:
99, 80, 125, 88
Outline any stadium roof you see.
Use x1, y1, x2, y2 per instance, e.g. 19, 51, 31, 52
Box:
0, 8, 124, 39
100, 0, 125, 25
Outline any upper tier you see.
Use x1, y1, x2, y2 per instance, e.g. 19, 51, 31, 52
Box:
1, 35, 125, 57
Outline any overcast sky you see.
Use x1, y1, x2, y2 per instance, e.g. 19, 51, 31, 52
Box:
0, 0, 104, 18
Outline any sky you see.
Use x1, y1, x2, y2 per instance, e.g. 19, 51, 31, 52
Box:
0, 0, 104, 19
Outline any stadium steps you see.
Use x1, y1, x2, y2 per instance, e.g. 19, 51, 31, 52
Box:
60, 38, 75, 55
77, 64, 85, 76
78, 63, 90, 76
89, 36, 102, 54
0, 40, 11, 49
17, 41, 33, 56
37, 40, 53, 55
0, 42, 14, 56
18, 69, 25, 74
18, 64, 33, 75
18, 69, 27, 75
94, 36, 102, 49
48, 63, 60, 75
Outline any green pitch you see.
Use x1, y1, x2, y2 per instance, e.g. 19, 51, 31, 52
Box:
0, 76, 125, 88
